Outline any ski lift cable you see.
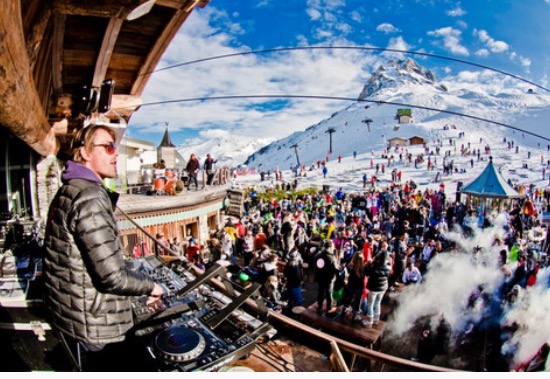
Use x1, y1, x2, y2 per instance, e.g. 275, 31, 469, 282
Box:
137, 94, 550, 142
149, 46, 550, 94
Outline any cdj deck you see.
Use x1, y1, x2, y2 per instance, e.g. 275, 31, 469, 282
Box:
126, 256, 276, 372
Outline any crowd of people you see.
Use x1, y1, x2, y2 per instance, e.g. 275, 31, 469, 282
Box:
149, 153, 218, 195
185, 178, 550, 371
126, 165, 550, 370
41, 123, 548, 371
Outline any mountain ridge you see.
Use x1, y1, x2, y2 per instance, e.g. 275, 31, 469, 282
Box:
153, 58, 549, 171
241, 58, 550, 172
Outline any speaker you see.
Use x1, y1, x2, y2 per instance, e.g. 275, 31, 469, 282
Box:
98, 79, 115, 113
72, 84, 91, 117
72, 84, 100, 117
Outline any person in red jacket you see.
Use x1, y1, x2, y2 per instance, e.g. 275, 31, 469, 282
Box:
362, 235, 374, 263
132, 237, 151, 258
185, 237, 200, 263
154, 232, 171, 256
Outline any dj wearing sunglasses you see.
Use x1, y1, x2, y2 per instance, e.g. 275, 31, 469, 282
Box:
43, 124, 164, 371
93, 141, 118, 155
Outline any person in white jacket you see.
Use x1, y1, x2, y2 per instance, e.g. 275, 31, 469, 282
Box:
402, 260, 423, 285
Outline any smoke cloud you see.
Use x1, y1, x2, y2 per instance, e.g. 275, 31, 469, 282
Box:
385, 214, 550, 370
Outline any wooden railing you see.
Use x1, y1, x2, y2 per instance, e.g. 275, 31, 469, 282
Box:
185, 264, 462, 373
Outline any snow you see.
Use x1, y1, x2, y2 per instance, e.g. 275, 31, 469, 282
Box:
135, 58, 550, 199
205, 58, 550, 196
232, 133, 548, 199
145, 58, 550, 199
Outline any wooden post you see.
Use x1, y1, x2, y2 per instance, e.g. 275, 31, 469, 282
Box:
0, 0, 58, 157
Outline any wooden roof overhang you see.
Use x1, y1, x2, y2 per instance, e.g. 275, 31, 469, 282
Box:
0, 0, 210, 158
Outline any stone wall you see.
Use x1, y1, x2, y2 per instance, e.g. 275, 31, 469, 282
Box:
36, 155, 62, 222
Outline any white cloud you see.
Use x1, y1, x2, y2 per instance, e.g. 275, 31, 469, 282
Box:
130, 7, 375, 141
305, 0, 356, 43
518, 55, 532, 68
442, 68, 532, 96
446, 2, 466, 17
376, 23, 400, 34
475, 48, 490, 57
306, 7, 322, 21
427, 26, 469, 56
541, 73, 549, 88
306, 0, 345, 10
472, 29, 532, 73
306, 0, 346, 22
456, 20, 467, 29
349, 10, 362, 23
388, 35, 410, 51
128, 2, 544, 147
473, 29, 509, 53
198, 129, 231, 139
380, 36, 411, 61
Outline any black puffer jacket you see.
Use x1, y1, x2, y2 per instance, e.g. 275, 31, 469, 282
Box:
314, 248, 338, 284
365, 251, 392, 292
44, 162, 155, 345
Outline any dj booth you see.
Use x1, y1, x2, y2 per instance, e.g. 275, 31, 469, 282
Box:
126, 256, 276, 372
0, 254, 276, 372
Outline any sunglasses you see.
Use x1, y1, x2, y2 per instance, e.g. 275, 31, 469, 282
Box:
93, 142, 117, 155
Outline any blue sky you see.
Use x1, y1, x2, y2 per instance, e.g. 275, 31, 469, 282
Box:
127, 0, 550, 146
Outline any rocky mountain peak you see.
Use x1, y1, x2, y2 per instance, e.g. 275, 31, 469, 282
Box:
358, 58, 438, 99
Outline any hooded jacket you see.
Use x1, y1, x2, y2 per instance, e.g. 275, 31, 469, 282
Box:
43, 161, 155, 345
365, 251, 392, 292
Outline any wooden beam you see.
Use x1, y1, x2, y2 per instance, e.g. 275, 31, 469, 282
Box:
157, 0, 211, 9
130, 4, 193, 95
53, 0, 129, 19
51, 13, 65, 94
52, 0, 178, 19
92, 17, 124, 87
109, 94, 143, 118
48, 93, 142, 121
128, 0, 210, 95
156, 0, 184, 8
51, 118, 69, 136
25, 2, 52, 71
0, 0, 59, 157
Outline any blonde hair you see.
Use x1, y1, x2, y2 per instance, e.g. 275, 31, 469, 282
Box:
71, 125, 116, 163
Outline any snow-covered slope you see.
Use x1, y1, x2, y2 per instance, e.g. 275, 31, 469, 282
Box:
175, 135, 274, 166
241, 58, 550, 174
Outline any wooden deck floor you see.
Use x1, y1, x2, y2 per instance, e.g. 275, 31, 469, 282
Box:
296, 302, 385, 350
